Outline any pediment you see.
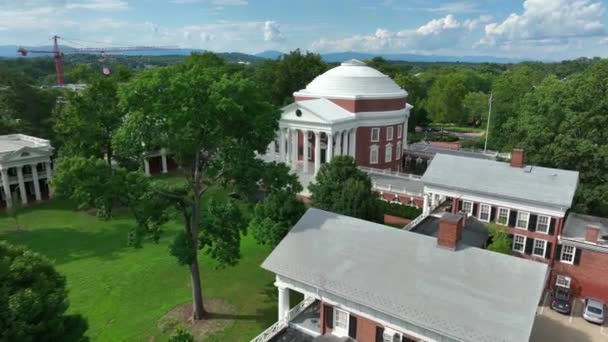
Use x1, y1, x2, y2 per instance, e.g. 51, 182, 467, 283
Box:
0, 146, 51, 163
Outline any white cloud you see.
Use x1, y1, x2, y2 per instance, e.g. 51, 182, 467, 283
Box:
416, 14, 461, 35
263, 21, 283, 42
171, 0, 247, 5
425, 1, 480, 14
479, 0, 605, 46
66, 0, 129, 11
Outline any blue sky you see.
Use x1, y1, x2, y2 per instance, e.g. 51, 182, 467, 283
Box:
1, 0, 608, 60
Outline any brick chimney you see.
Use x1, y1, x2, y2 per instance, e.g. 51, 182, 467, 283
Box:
585, 225, 601, 243
511, 149, 525, 168
438, 213, 464, 250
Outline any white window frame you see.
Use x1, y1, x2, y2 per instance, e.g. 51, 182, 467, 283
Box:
396, 141, 402, 160
560, 245, 576, 264
532, 239, 547, 257
497, 207, 509, 226
386, 127, 394, 141
397, 124, 402, 138
516, 211, 529, 230
385, 143, 393, 162
556, 275, 572, 289
462, 200, 473, 215
333, 307, 349, 337
478, 204, 491, 222
513, 234, 526, 253
371, 128, 380, 142
536, 215, 550, 234
370, 145, 379, 164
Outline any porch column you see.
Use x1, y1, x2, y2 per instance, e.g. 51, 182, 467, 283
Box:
144, 158, 150, 176
314, 131, 321, 175
349, 128, 357, 158
326, 133, 333, 164
430, 192, 436, 208
279, 128, 286, 163
1, 169, 11, 208
303, 131, 310, 174
31, 164, 41, 202
286, 129, 292, 164
403, 121, 408, 149
16, 166, 27, 205
161, 148, 168, 174
291, 129, 298, 170
277, 286, 290, 321
423, 193, 430, 215
336, 131, 343, 156
45, 162, 53, 197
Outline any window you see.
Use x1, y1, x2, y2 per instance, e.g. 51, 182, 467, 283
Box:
513, 235, 526, 253
560, 245, 576, 264
479, 204, 491, 222
556, 275, 571, 288
533, 239, 547, 257
396, 141, 402, 160
397, 124, 402, 138
371, 128, 380, 142
537, 215, 550, 233
462, 200, 473, 215
386, 127, 394, 141
333, 308, 349, 336
370, 145, 379, 164
497, 207, 509, 225
385, 143, 393, 162
516, 211, 529, 229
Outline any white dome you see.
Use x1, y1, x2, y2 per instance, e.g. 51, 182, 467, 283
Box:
295, 59, 407, 99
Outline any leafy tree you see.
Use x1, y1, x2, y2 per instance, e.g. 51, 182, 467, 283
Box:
394, 72, 429, 128
168, 326, 194, 342
365, 57, 400, 78
254, 49, 327, 105
249, 190, 306, 247
112, 52, 280, 319
54, 77, 123, 165
462, 91, 489, 125
309, 156, 382, 222
487, 224, 512, 255
423, 73, 469, 125
0, 241, 88, 342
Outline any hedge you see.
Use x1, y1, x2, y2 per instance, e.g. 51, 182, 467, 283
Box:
378, 200, 422, 220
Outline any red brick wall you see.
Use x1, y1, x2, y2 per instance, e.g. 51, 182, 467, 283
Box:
294, 96, 406, 113
355, 126, 403, 171
384, 214, 411, 226
379, 192, 423, 208
508, 227, 558, 264
551, 249, 608, 302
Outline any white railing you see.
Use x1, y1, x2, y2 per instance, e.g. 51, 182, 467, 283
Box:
358, 166, 422, 181
372, 182, 424, 197
403, 198, 447, 230
249, 296, 317, 342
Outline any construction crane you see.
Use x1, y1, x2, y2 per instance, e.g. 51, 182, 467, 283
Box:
18, 35, 177, 87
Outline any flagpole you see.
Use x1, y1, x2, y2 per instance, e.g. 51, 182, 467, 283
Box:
484, 92, 493, 153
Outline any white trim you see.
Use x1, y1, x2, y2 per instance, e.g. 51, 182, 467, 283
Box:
536, 215, 550, 234
396, 141, 402, 160
397, 124, 402, 139
386, 127, 394, 141
370, 145, 379, 164
513, 234, 526, 253
560, 245, 576, 264
332, 307, 349, 337
371, 128, 380, 142
516, 211, 530, 230
497, 207, 510, 226
478, 204, 491, 222
532, 239, 547, 257
293, 90, 407, 100
462, 200, 473, 215
556, 275, 571, 289
385, 143, 393, 163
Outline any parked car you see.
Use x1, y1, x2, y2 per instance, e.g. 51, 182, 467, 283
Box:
551, 287, 573, 314
582, 298, 605, 324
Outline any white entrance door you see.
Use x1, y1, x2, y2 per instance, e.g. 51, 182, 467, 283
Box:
333, 308, 349, 337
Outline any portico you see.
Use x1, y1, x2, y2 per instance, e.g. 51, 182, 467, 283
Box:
0, 134, 54, 208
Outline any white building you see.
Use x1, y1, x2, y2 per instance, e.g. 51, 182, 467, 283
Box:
0, 134, 54, 207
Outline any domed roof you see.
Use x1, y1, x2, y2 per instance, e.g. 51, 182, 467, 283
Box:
295, 59, 407, 99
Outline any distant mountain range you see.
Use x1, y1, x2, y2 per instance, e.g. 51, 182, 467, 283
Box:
1, 45, 523, 64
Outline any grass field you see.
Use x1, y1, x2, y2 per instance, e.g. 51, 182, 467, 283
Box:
0, 186, 289, 342
428, 123, 486, 133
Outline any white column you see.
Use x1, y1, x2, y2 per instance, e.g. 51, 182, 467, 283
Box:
279, 128, 286, 163
286, 129, 292, 164
277, 286, 290, 321
326, 132, 333, 164
16, 166, 27, 205
144, 158, 150, 176
349, 128, 357, 158
303, 131, 310, 174
337, 131, 343, 156
45, 162, 53, 197
1, 169, 11, 208
291, 129, 298, 170
403, 121, 408, 149
423, 194, 430, 215
161, 149, 168, 174
314, 131, 321, 175
31, 164, 41, 201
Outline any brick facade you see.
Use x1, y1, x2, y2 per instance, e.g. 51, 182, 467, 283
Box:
294, 96, 406, 113
380, 192, 424, 208
551, 248, 608, 302
356, 126, 403, 171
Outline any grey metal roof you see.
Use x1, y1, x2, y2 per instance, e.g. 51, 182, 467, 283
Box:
563, 212, 608, 239
262, 208, 548, 342
406, 142, 497, 160
410, 215, 489, 248
421, 154, 579, 209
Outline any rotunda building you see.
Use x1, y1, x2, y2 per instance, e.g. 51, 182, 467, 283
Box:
271, 59, 412, 175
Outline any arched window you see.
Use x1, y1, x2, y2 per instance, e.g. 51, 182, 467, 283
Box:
369, 145, 379, 164
385, 143, 393, 162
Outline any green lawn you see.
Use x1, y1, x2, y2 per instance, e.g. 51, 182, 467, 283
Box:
428, 123, 486, 133
0, 187, 286, 342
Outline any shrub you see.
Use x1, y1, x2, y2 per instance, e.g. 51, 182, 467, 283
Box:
378, 200, 422, 219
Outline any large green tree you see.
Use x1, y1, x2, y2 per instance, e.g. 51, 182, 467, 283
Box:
0, 241, 88, 342
423, 72, 470, 125
462, 91, 490, 125
394, 72, 429, 128
309, 156, 382, 222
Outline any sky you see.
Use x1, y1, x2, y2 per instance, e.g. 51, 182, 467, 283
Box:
1, 0, 608, 60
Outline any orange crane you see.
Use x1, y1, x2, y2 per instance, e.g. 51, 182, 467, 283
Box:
18, 35, 177, 87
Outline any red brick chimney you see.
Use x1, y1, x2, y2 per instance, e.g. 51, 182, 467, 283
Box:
438, 213, 464, 250
585, 225, 600, 243
511, 149, 525, 168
